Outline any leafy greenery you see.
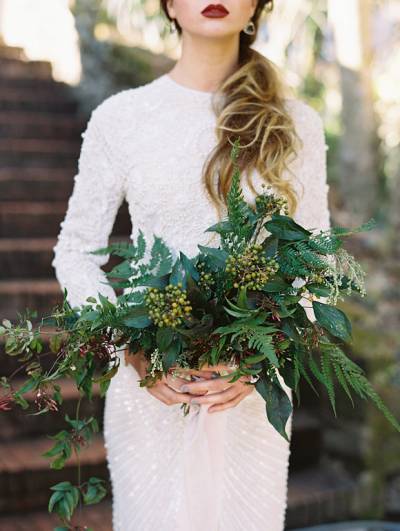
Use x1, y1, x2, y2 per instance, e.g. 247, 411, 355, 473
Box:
0, 137, 397, 530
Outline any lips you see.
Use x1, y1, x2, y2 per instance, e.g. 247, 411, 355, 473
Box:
201, 4, 229, 17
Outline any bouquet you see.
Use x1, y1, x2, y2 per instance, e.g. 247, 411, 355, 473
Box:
1, 138, 399, 528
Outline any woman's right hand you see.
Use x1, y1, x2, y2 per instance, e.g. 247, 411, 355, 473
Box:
124, 347, 210, 407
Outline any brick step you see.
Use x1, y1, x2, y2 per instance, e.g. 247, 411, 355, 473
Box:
0, 88, 78, 113
1, 376, 104, 442
0, 200, 131, 237
0, 275, 127, 321
0, 76, 73, 93
0, 57, 53, 80
0, 279, 63, 320
0, 153, 78, 169
0, 433, 108, 514
0, 111, 85, 140
0, 171, 74, 202
0, 235, 129, 279
0, 138, 81, 158
289, 410, 322, 471
0, 500, 113, 531
285, 465, 375, 528
0, 46, 26, 61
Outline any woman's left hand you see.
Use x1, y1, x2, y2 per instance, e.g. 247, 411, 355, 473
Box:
179, 366, 256, 413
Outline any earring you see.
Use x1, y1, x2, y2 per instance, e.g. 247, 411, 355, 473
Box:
169, 18, 177, 33
243, 19, 255, 35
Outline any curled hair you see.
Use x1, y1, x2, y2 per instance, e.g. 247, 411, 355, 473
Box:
160, 0, 300, 221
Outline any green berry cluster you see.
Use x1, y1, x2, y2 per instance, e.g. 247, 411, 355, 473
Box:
225, 243, 279, 290
309, 272, 326, 284
197, 261, 215, 291
144, 283, 192, 328
255, 184, 289, 215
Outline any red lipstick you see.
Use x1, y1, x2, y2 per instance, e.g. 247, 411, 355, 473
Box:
201, 4, 229, 18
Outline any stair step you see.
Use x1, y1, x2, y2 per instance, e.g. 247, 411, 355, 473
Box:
0, 235, 129, 279
0, 87, 78, 113
1, 376, 104, 442
0, 155, 78, 169
0, 111, 85, 140
289, 410, 322, 471
0, 237, 59, 278
0, 138, 81, 156
0, 500, 113, 531
0, 75, 74, 92
285, 465, 374, 528
0, 57, 53, 80
0, 200, 131, 237
0, 46, 26, 61
0, 170, 75, 202
0, 279, 63, 319
0, 138, 80, 168
0, 434, 108, 514
0, 138, 81, 168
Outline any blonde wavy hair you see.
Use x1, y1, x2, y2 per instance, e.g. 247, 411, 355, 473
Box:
160, 0, 300, 221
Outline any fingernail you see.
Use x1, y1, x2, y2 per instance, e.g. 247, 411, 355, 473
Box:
180, 385, 189, 392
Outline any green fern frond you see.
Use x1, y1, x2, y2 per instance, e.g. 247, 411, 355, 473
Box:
330, 218, 376, 237
294, 348, 320, 396
225, 139, 254, 245
278, 247, 310, 276
307, 352, 326, 385
308, 233, 342, 254
90, 229, 147, 262
247, 327, 279, 368
293, 241, 331, 271
328, 344, 400, 433
148, 235, 173, 276
332, 362, 354, 407
321, 348, 336, 415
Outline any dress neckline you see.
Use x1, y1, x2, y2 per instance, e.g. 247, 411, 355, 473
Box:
158, 73, 217, 98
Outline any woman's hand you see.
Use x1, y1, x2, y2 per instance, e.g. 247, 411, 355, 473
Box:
179, 364, 256, 413
124, 348, 210, 407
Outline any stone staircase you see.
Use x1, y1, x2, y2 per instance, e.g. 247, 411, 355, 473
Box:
0, 44, 368, 530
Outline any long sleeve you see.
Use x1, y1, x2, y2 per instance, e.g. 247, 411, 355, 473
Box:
51, 103, 127, 310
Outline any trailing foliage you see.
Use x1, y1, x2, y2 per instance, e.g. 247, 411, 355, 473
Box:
0, 137, 396, 530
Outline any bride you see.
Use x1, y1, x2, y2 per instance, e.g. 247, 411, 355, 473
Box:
52, 1, 330, 529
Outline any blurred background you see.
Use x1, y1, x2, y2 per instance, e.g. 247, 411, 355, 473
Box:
0, 0, 399, 529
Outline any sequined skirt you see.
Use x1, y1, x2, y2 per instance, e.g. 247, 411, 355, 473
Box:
103, 351, 293, 531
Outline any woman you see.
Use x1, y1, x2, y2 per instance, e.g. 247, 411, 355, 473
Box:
52, 1, 330, 529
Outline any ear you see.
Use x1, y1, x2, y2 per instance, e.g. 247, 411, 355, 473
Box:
166, 0, 176, 18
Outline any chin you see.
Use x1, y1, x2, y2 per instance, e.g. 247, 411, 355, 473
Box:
190, 23, 237, 38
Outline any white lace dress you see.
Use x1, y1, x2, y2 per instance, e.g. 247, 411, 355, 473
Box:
51, 73, 330, 531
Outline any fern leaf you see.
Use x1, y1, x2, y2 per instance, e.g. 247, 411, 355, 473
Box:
295, 348, 320, 396
247, 328, 279, 368
321, 349, 336, 416
329, 344, 400, 433
333, 362, 354, 407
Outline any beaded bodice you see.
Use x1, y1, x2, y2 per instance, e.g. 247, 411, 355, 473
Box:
51, 73, 330, 310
